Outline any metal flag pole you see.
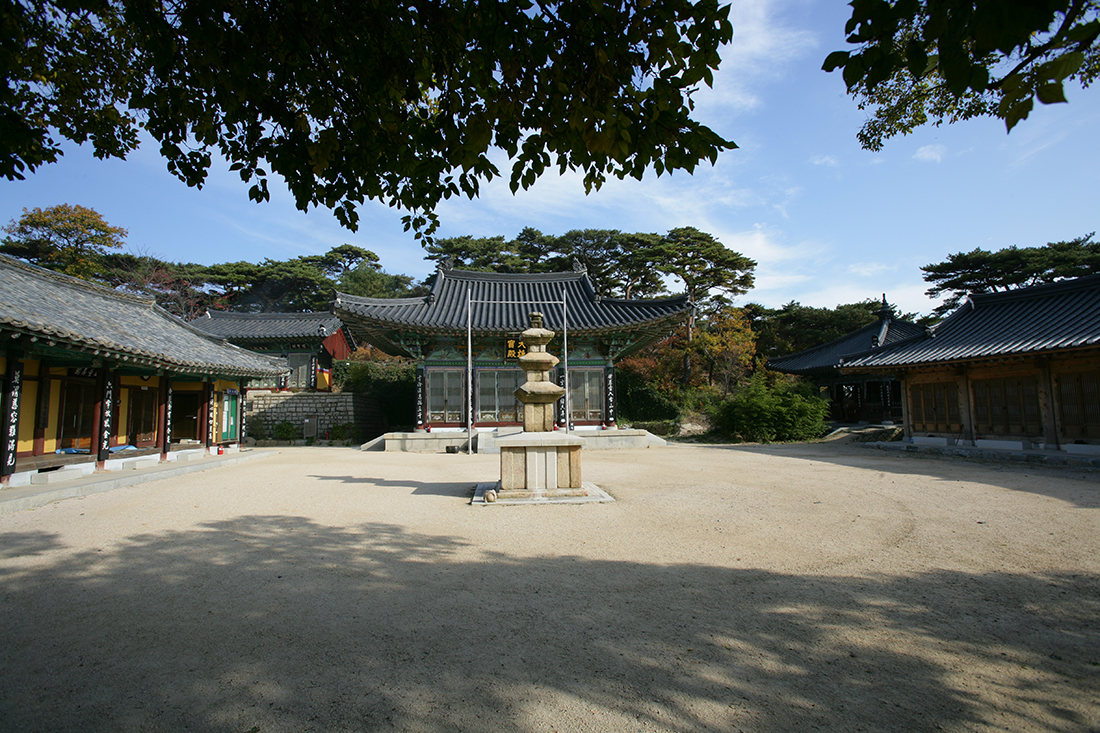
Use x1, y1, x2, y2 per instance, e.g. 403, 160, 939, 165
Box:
467, 286, 473, 455
562, 287, 570, 433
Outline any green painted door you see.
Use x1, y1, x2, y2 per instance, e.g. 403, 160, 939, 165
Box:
221, 393, 238, 441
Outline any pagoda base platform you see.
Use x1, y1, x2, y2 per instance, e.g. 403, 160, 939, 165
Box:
496, 431, 586, 493
472, 481, 614, 505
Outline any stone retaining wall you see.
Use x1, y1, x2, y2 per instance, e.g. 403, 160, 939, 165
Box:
246, 392, 382, 441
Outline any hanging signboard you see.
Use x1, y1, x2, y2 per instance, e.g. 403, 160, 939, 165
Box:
605, 368, 616, 425
505, 338, 527, 360
415, 368, 426, 428
2, 361, 24, 476
97, 374, 115, 461
164, 380, 173, 448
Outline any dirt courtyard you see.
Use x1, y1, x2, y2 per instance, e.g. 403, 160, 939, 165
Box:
1, 442, 1098, 732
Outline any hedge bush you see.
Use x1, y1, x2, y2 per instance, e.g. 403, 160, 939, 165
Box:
715, 375, 828, 443
616, 369, 681, 421
334, 359, 417, 429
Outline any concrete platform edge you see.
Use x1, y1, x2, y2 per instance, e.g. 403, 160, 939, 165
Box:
0, 450, 280, 515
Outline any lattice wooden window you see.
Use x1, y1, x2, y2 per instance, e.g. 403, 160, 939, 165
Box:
972, 376, 1041, 436
428, 369, 464, 424
569, 369, 604, 422
909, 382, 961, 433
477, 369, 523, 423
1057, 371, 1100, 439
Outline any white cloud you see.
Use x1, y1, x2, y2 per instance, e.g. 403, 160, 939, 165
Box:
693, 0, 818, 118
914, 144, 947, 163
809, 155, 840, 166
847, 262, 897, 277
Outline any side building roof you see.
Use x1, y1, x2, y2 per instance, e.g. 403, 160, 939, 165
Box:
0, 254, 287, 379
191, 310, 347, 344
767, 309, 924, 376
334, 262, 692, 359
842, 274, 1100, 370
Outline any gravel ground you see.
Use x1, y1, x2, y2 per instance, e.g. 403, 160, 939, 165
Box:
1, 442, 1098, 733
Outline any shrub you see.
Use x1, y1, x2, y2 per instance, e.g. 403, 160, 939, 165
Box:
617, 369, 681, 421
715, 374, 828, 443
246, 417, 266, 440
335, 359, 416, 429
272, 420, 298, 440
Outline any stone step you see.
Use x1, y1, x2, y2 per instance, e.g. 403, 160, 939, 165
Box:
30, 468, 86, 484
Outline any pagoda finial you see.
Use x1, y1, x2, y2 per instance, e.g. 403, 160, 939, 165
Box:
876, 294, 893, 322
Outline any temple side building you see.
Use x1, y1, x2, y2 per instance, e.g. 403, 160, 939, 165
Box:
334, 259, 691, 432
766, 299, 924, 423
0, 255, 287, 485
191, 311, 354, 391
841, 275, 1100, 451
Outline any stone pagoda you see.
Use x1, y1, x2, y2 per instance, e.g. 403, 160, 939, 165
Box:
491, 313, 586, 500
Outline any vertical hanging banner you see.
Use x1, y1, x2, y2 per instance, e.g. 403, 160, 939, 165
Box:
1, 360, 24, 477
165, 380, 173, 447
97, 373, 115, 461
237, 385, 246, 443
310, 355, 318, 389
206, 385, 216, 447
415, 367, 426, 428
605, 367, 617, 425
557, 371, 567, 427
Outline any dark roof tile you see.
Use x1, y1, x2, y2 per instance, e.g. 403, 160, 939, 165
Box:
844, 275, 1100, 369
191, 310, 344, 341
334, 266, 691, 358
768, 318, 925, 375
0, 255, 287, 378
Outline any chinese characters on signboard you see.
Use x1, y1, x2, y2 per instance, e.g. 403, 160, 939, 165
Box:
98, 375, 114, 461
2, 361, 23, 475
605, 368, 616, 424
505, 338, 527, 360
164, 381, 173, 448
415, 369, 425, 426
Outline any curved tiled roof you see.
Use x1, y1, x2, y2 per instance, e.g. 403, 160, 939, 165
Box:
0, 255, 287, 378
334, 265, 691, 358
191, 310, 345, 342
843, 274, 1100, 369
767, 317, 925, 375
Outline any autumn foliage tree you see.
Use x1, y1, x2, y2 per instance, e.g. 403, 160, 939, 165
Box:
1, 204, 126, 279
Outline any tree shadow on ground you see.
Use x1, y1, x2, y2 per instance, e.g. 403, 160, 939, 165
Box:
689, 442, 1100, 509
306, 475, 475, 497
1, 517, 1097, 732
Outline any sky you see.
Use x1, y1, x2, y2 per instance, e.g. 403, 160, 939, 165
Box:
2, 0, 1098, 318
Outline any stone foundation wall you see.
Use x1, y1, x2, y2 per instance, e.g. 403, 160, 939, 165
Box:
246, 392, 381, 441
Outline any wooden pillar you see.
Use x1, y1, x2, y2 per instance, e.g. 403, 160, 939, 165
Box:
1036, 358, 1060, 450
33, 360, 49, 455
899, 371, 913, 441
956, 368, 975, 446
2, 358, 24, 480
